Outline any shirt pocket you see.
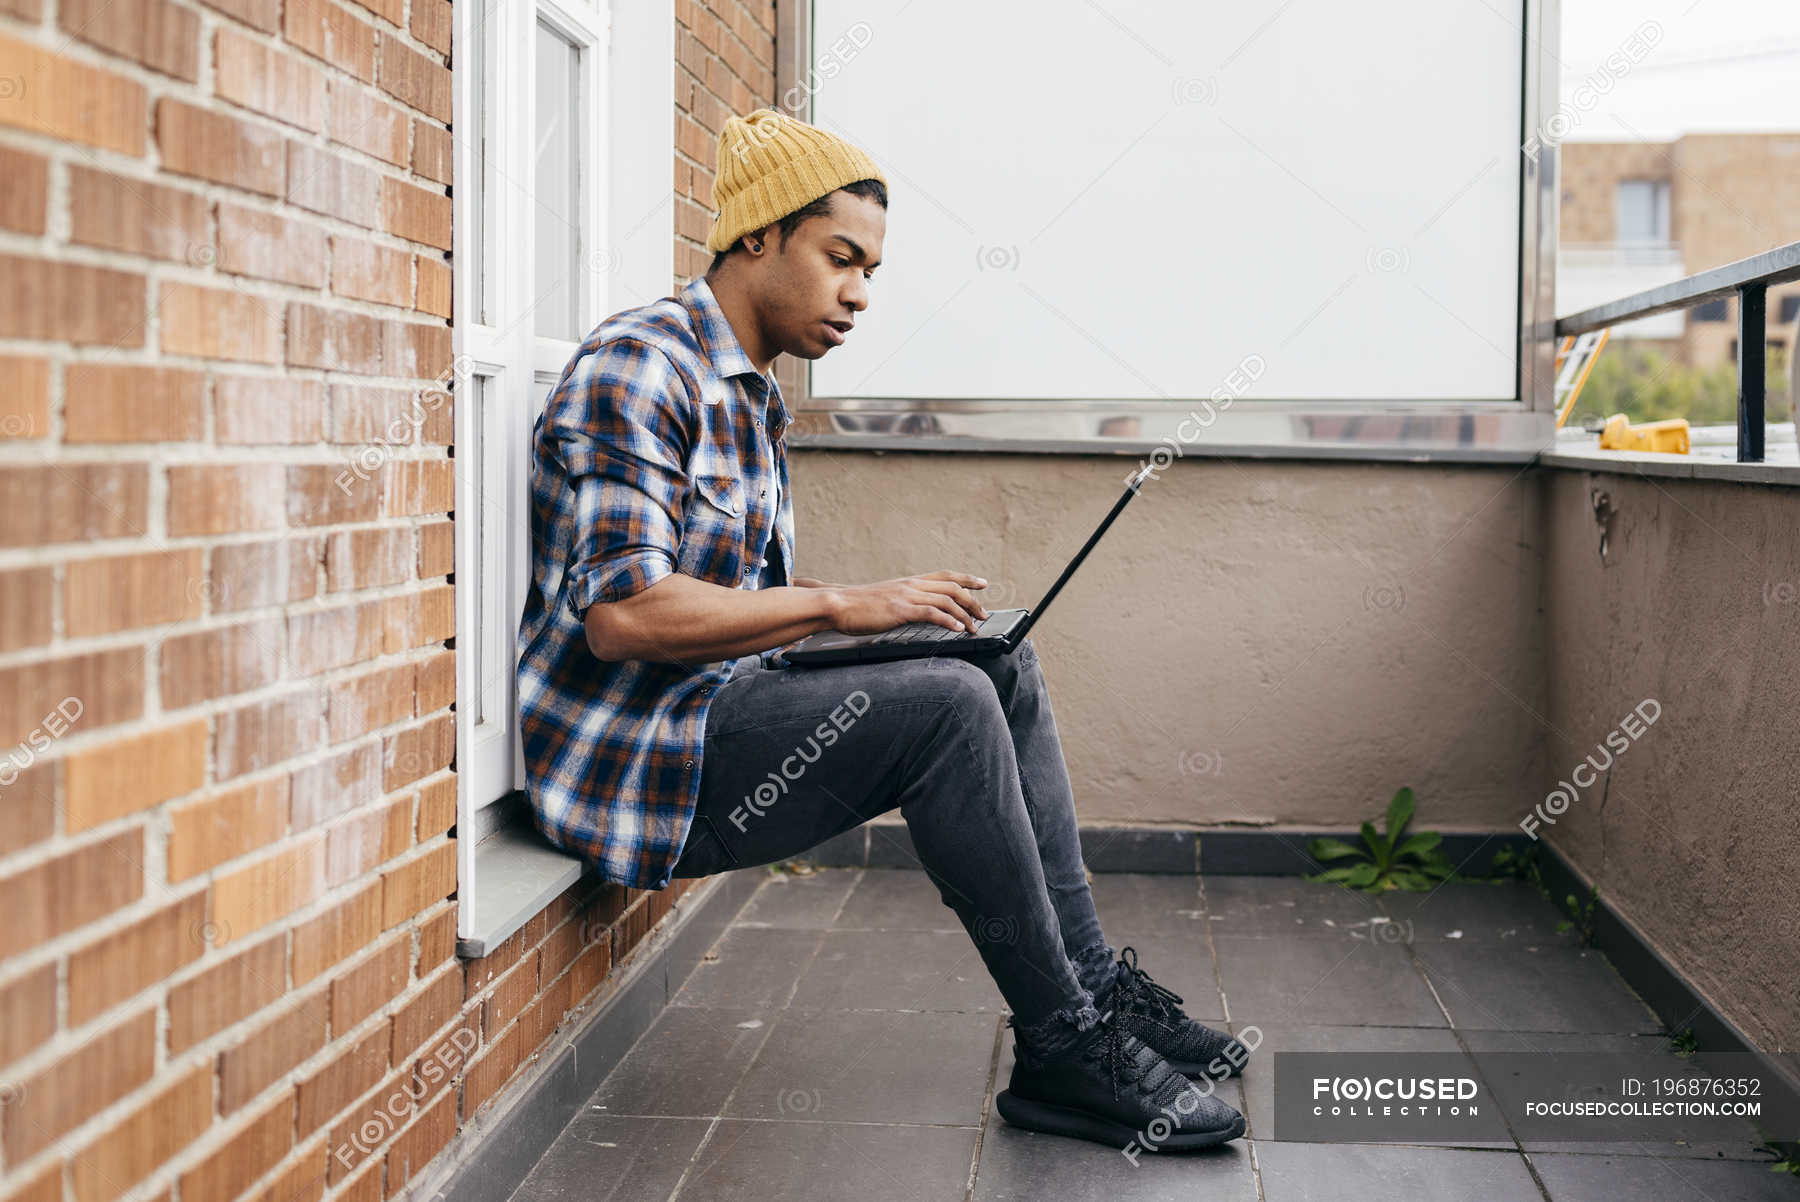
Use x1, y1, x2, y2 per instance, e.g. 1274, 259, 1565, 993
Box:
676, 473, 748, 585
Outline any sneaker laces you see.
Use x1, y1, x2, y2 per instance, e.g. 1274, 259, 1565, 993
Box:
1078, 1008, 1176, 1102
1115, 946, 1185, 1020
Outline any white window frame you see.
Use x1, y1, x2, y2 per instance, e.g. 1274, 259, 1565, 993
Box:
453, 0, 673, 948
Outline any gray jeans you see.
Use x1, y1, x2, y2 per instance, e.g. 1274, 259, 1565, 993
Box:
672, 636, 1114, 1041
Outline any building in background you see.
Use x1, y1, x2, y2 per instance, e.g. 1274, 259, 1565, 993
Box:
1558, 132, 1800, 367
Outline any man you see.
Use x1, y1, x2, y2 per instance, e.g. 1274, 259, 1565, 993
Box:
517, 108, 1247, 1149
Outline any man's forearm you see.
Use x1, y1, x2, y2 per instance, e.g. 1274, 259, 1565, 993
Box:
792, 575, 837, 589
585, 573, 841, 665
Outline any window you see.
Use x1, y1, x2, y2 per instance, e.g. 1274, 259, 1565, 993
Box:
1615, 179, 1671, 246
453, 0, 674, 952
1693, 298, 1729, 323
1780, 295, 1800, 325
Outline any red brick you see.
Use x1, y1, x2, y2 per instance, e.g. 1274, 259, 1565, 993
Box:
0, 645, 143, 748
209, 535, 323, 611
215, 27, 326, 131
414, 649, 452, 713
217, 201, 329, 288
156, 97, 285, 196
178, 1090, 293, 1197
284, 0, 375, 82
0, 759, 57, 858
0, 961, 56, 1071
383, 1087, 453, 1193
219, 992, 327, 1112
67, 889, 208, 1025
64, 718, 208, 831
209, 831, 327, 947
409, 0, 448, 54
168, 462, 286, 535
381, 458, 452, 517
331, 236, 410, 307
245, 1137, 327, 1202
416, 903, 455, 974
69, 165, 209, 262
63, 546, 205, 637
375, 33, 449, 122
387, 961, 459, 1064
416, 775, 453, 840
194, 0, 277, 32
168, 773, 289, 882
329, 931, 408, 1032
344, 0, 398, 26
383, 712, 452, 790
296, 1025, 388, 1137
68, 1064, 211, 1202
0, 463, 147, 548
326, 661, 413, 743
159, 280, 284, 364
381, 842, 455, 935
0, 254, 145, 346
59, 0, 200, 81
1, 1006, 155, 1164
379, 175, 449, 248
64, 363, 204, 442
324, 794, 412, 887
214, 685, 326, 779
216, 373, 327, 443
414, 255, 450, 318
289, 739, 381, 829
287, 141, 379, 226
411, 119, 451, 184
324, 525, 412, 591
417, 520, 453, 577
0, 566, 51, 652
286, 301, 382, 374
0, 145, 48, 233
0, 34, 148, 155
291, 879, 381, 985
461, 1019, 519, 1119
168, 929, 285, 1051
0, 355, 49, 442
159, 616, 286, 709
383, 316, 451, 379
329, 81, 408, 167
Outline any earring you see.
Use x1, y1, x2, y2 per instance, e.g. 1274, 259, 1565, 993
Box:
747, 240, 762, 252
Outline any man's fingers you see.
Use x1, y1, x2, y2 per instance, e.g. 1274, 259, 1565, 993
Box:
910, 578, 989, 621
908, 586, 982, 632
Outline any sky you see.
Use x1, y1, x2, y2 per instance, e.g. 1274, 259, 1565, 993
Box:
1559, 0, 1800, 139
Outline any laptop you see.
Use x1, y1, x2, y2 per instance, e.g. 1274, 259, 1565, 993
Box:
782, 463, 1154, 667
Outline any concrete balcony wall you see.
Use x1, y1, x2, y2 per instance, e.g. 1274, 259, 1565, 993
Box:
1539, 467, 1800, 1054
788, 449, 1548, 832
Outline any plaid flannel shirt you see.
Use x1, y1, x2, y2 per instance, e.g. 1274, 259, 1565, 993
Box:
516, 275, 795, 888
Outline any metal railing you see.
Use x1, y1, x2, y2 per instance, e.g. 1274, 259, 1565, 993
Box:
1555, 240, 1800, 463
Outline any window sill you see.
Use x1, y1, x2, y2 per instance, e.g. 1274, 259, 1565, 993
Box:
457, 808, 589, 959
1541, 423, 1800, 486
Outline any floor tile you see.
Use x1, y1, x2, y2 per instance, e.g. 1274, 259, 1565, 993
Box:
508, 1114, 711, 1202
588, 1005, 773, 1118
735, 867, 863, 929
790, 929, 1004, 1013
973, 1121, 1257, 1200
1086, 874, 1207, 936
679, 1120, 979, 1202
1532, 1151, 1797, 1200
1256, 1142, 1543, 1201
1213, 935, 1445, 1027
833, 866, 969, 931
1383, 880, 1583, 944
672, 927, 823, 1010
727, 1008, 999, 1127
1203, 876, 1418, 940
1413, 941, 1661, 1034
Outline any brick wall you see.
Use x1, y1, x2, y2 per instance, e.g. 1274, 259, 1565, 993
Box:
0, 1, 773, 1199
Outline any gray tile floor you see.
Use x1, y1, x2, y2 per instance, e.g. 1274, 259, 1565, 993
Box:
508, 868, 1788, 1202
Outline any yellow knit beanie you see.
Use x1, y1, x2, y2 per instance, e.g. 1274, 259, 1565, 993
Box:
705, 108, 887, 254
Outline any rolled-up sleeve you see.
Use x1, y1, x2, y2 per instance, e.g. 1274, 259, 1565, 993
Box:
548, 340, 692, 619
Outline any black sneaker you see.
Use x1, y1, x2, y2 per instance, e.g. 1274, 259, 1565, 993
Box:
994, 1008, 1245, 1150
1106, 947, 1252, 1080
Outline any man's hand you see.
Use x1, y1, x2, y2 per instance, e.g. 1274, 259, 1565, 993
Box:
825, 570, 990, 636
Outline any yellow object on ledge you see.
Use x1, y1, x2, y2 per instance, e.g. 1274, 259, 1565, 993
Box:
1598, 414, 1691, 454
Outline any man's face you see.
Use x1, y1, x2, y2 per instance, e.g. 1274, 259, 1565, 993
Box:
751, 191, 885, 360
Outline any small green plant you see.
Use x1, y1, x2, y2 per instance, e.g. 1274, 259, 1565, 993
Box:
1485, 843, 1544, 890
1307, 787, 1456, 893
1557, 886, 1599, 946
1753, 1125, 1800, 1176
1665, 1027, 1698, 1059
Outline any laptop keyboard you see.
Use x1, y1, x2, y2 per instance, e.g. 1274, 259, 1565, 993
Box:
872, 616, 999, 645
